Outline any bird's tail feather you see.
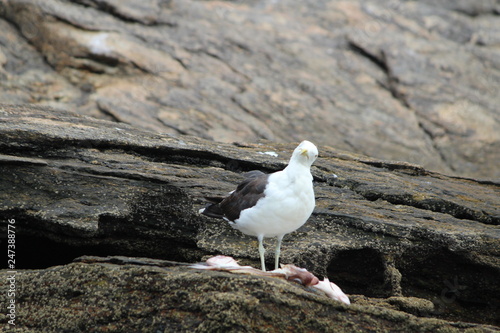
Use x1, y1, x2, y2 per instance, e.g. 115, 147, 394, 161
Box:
199, 202, 225, 219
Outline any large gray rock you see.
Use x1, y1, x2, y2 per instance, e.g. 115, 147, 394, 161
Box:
0, 258, 497, 332
0, 105, 499, 330
1, 0, 499, 179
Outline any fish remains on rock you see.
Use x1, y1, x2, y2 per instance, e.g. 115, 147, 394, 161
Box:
191, 255, 350, 305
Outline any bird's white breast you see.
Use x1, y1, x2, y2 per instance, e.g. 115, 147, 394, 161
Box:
231, 170, 315, 238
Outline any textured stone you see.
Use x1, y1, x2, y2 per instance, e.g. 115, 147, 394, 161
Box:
0, 105, 499, 330
1, 261, 497, 332
1, 0, 499, 179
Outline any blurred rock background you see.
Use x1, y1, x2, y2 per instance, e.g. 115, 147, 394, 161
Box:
1, 0, 499, 179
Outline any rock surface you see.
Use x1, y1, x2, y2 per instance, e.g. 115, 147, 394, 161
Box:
0, 258, 497, 332
1, 0, 499, 179
0, 105, 499, 331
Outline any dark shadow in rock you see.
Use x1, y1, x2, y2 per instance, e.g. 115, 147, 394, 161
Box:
5, 234, 104, 269
327, 248, 388, 297
397, 247, 500, 326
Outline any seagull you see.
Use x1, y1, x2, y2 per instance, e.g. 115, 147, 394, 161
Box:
199, 140, 318, 271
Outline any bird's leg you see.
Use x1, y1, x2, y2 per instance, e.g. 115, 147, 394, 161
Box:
258, 234, 266, 271
275, 234, 284, 270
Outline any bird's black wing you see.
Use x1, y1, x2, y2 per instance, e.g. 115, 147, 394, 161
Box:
201, 171, 270, 221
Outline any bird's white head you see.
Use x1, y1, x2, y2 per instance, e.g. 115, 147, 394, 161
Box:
291, 140, 318, 167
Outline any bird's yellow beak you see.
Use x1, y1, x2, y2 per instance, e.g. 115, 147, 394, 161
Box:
300, 148, 308, 156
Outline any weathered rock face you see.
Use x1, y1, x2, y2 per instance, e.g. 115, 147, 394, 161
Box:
1, 0, 499, 179
0, 259, 496, 333
0, 105, 499, 331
